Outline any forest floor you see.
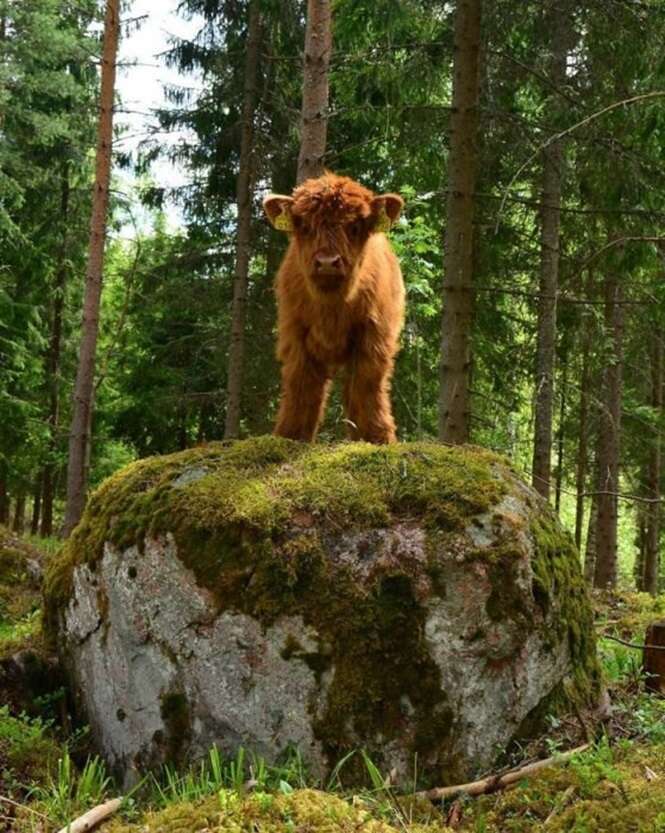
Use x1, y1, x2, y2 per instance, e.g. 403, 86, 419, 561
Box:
2, 525, 665, 832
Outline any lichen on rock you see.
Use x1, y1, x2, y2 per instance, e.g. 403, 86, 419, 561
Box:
45, 437, 601, 787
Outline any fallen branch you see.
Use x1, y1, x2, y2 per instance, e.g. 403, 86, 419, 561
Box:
0, 795, 48, 819
56, 798, 122, 833
419, 744, 589, 802
600, 633, 665, 651
544, 784, 576, 825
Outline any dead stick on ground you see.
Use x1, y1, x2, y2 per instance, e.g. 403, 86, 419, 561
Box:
0, 795, 48, 819
418, 744, 589, 802
544, 784, 576, 826
600, 633, 665, 651
56, 798, 122, 833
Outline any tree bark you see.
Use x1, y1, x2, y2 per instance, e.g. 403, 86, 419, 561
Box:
635, 500, 647, 591
531, 0, 570, 499
643, 621, 665, 696
42, 162, 70, 536
593, 273, 624, 589
63, 0, 120, 536
12, 492, 25, 534
644, 328, 663, 595
223, 0, 262, 439
584, 486, 598, 584
30, 480, 42, 536
555, 358, 567, 514
0, 465, 8, 526
296, 0, 332, 184
574, 319, 592, 550
438, 0, 482, 445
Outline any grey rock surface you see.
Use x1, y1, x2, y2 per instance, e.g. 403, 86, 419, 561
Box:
65, 536, 329, 786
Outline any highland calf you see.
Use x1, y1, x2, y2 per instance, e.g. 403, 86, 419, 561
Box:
263, 172, 405, 444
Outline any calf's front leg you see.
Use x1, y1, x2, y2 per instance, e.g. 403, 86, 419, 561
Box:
344, 353, 397, 444
274, 346, 330, 441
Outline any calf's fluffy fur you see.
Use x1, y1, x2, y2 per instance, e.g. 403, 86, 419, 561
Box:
264, 173, 405, 443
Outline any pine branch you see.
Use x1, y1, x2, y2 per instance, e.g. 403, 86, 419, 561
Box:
497, 91, 665, 229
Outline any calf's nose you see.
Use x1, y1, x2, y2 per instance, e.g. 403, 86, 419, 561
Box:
314, 252, 342, 271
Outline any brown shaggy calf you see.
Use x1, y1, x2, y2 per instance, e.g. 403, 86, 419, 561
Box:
263, 172, 405, 444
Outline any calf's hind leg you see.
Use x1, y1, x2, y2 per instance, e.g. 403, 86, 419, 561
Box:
274, 350, 331, 441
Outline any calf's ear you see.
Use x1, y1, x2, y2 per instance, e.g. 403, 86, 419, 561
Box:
371, 193, 404, 232
263, 195, 295, 232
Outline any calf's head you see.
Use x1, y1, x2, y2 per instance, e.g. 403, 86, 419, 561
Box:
263, 173, 403, 297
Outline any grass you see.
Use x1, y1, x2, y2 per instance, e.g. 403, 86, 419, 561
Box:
148, 745, 313, 810
0, 707, 116, 832
25, 751, 113, 831
22, 534, 62, 559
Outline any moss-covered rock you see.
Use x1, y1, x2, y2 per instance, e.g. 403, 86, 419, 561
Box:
45, 438, 600, 788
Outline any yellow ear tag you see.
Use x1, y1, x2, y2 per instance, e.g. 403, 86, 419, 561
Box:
375, 205, 392, 234
274, 210, 294, 233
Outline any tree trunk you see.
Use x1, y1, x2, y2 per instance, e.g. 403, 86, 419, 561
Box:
531, 0, 570, 499
643, 621, 665, 696
584, 487, 598, 584
635, 500, 647, 591
296, 0, 332, 184
644, 328, 663, 595
0, 466, 8, 526
555, 358, 567, 514
574, 321, 592, 550
30, 480, 42, 536
63, 0, 120, 537
593, 273, 624, 589
12, 492, 25, 535
178, 407, 188, 451
223, 0, 262, 440
438, 0, 482, 445
42, 162, 70, 536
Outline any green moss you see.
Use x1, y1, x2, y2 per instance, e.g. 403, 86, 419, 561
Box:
44, 438, 505, 623
310, 572, 457, 785
280, 633, 332, 681
99, 741, 665, 833
529, 511, 602, 704
106, 788, 453, 832
597, 590, 665, 638
463, 741, 665, 832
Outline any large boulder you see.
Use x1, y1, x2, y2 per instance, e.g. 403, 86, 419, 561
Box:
45, 438, 600, 788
